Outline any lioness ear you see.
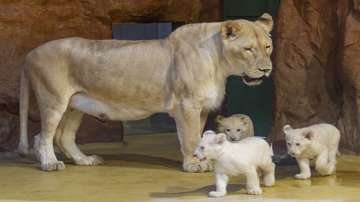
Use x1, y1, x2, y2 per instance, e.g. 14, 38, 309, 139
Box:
216, 115, 225, 124
283, 124, 292, 133
221, 21, 241, 40
303, 131, 313, 140
255, 13, 273, 33
215, 133, 227, 144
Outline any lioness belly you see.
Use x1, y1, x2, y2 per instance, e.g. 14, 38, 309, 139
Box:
69, 93, 153, 121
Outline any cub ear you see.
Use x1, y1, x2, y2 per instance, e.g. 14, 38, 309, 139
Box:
255, 13, 273, 33
216, 115, 225, 124
303, 131, 313, 140
283, 124, 293, 133
203, 130, 216, 136
215, 133, 227, 144
221, 21, 241, 40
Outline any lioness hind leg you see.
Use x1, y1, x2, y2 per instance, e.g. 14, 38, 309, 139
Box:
55, 108, 104, 166
36, 102, 68, 171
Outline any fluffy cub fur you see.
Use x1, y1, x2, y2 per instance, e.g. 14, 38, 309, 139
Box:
194, 130, 275, 197
283, 123, 340, 179
216, 114, 254, 141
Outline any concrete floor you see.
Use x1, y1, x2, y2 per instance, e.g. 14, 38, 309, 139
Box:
0, 133, 360, 202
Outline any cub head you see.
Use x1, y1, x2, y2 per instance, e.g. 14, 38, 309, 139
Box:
283, 124, 313, 157
216, 114, 254, 141
220, 13, 273, 86
193, 130, 227, 161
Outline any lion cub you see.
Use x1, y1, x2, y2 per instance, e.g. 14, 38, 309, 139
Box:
194, 130, 275, 197
216, 114, 254, 141
283, 123, 340, 179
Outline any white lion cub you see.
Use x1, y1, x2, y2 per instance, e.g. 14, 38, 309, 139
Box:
216, 114, 254, 141
194, 130, 275, 197
283, 123, 340, 179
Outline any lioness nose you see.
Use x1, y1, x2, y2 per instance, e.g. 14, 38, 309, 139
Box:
260, 68, 271, 74
193, 154, 198, 158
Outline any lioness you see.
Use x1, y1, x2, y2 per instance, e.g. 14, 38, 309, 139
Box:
18, 13, 274, 172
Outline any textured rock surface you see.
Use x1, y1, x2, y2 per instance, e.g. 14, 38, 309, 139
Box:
0, 0, 220, 151
271, 0, 360, 153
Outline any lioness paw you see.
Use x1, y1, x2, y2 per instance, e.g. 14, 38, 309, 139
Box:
41, 161, 65, 171
75, 155, 104, 166
183, 158, 213, 172
208, 191, 226, 198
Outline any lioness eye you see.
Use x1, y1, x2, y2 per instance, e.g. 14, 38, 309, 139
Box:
266, 45, 271, 49
226, 129, 231, 132
287, 143, 291, 146
200, 146, 205, 150
236, 129, 241, 132
296, 143, 300, 146
244, 47, 253, 52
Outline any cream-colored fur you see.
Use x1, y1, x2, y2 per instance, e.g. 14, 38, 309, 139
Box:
193, 130, 275, 197
283, 123, 340, 179
18, 14, 274, 172
216, 114, 254, 141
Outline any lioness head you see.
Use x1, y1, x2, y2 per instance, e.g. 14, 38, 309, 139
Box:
220, 13, 274, 86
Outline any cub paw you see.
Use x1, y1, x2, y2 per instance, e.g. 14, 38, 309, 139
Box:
208, 191, 226, 198
183, 157, 213, 172
247, 187, 263, 195
263, 175, 275, 187
75, 155, 104, 166
41, 161, 65, 171
295, 173, 311, 179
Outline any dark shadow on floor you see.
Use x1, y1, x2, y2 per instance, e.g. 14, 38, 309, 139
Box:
0, 151, 182, 171
100, 153, 182, 170
150, 184, 244, 198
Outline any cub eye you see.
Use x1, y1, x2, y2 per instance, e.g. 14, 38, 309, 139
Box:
287, 143, 291, 146
226, 129, 231, 132
200, 146, 205, 150
296, 143, 300, 146
236, 129, 241, 132
265, 45, 271, 49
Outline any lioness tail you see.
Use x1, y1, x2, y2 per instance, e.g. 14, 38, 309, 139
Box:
17, 69, 30, 155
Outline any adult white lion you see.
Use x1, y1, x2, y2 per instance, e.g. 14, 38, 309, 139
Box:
18, 13, 273, 172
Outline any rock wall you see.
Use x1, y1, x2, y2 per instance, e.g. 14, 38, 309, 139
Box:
0, 0, 221, 151
271, 0, 360, 153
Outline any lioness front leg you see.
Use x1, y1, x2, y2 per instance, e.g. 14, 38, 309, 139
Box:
173, 103, 213, 172
55, 108, 104, 166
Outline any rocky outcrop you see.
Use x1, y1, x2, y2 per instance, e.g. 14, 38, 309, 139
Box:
271, 0, 360, 153
0, 0, 220, 151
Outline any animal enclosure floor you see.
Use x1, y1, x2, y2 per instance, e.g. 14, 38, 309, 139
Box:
0, 133, 360, 202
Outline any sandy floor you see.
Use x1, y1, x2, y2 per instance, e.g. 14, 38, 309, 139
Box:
0, 133, 359, 202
